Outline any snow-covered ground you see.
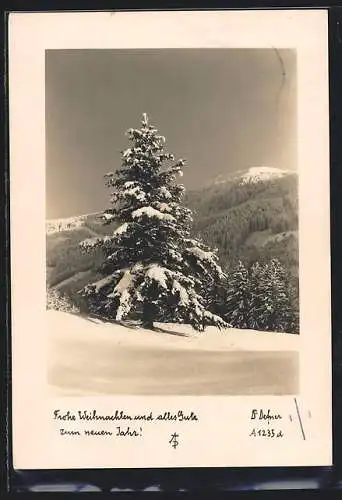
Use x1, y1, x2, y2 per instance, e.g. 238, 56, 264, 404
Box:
48, 310, 299, 396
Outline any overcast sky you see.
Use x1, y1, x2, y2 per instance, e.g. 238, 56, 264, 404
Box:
46, 49, 296, 219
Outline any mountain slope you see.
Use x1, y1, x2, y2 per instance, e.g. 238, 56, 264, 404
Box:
46, 167, 298, 296
186, 167, 298, 272
48, 310, 299, 396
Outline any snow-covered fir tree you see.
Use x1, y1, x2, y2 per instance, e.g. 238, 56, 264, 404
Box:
223, 261, 252, 329
223, 259, 299, 333
80, 113, 228, 331
248, 259, 299, 333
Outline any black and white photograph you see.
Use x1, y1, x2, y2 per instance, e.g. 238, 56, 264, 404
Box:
46, 48, 300, 396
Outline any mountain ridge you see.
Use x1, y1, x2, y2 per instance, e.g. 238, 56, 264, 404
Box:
46, 167, 297, 231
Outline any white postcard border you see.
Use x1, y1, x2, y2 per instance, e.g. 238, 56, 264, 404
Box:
9, 10, 331, 469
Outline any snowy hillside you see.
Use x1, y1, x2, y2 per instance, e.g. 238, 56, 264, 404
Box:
240, 166, 292, 185
46, 165, 299, 308
46, 167, 295, 234
46, 215, 87, 235
213, 166, 293, 186
46, 212, 108, 235
48, 310, 299, 396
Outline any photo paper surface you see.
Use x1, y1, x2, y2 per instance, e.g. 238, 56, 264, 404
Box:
9, 10, 331, 469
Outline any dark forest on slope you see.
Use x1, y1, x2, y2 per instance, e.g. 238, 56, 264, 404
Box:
186, 173, 298, 275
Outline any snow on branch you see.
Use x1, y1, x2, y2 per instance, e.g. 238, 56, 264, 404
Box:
172, 279, 189, 306
122, 148, 132, 158
108, 270, 134, 320
107, 263, 144, 320
168, 248, 183, 263
132, 206, 175, 221
83, 274, 117, 295
184, 245, 225, 279
204, 310, 231, 328
186, 246, 217, 262
123, 186, 146, 201
145, 264, 169, 288
113, 222, 130, 235
108, 269, 134, 298
156, 202, 172, 212
80, 233, 117, 253
102, 213, 116, 222
158, 186, 172, 199
143, 264, 197, 290
80, 237, 103, 251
